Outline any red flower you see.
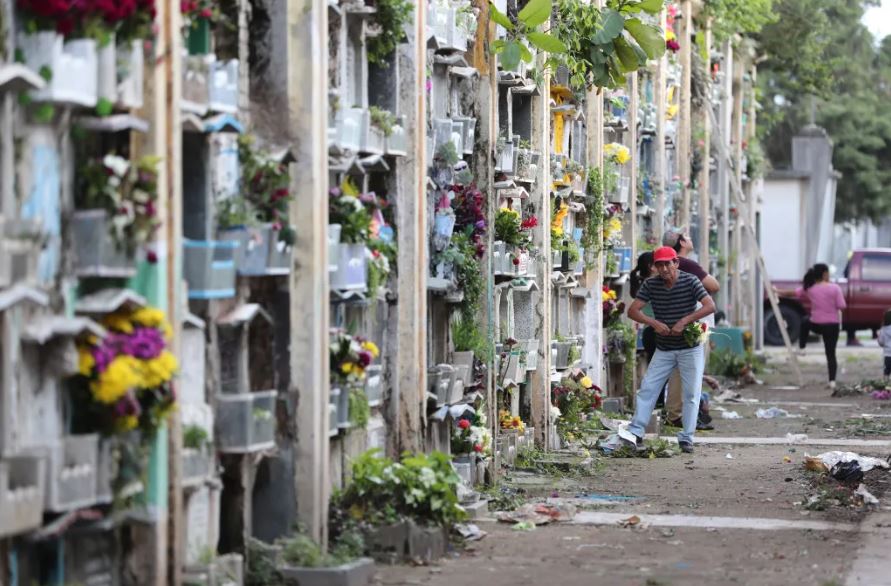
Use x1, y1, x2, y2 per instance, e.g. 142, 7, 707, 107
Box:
199, 7, 212, 18
521, 216, 538, 230
702, 323, 708, 332
458, 419, 471, 430
667, 39, 680, 52
473, 444, 483, 452
146, 250, 158, 264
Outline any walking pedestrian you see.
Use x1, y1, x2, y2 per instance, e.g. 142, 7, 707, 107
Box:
630, 251, 657, 361
876, 309, 891, 379
626, 246, 716, 454
661, 230, 720, 429
777, 263, 845, 389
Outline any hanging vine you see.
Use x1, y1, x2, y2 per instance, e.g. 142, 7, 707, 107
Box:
582, 167, 605, 268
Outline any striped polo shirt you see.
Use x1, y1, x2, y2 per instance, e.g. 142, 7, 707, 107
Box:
636, 271, 709, 351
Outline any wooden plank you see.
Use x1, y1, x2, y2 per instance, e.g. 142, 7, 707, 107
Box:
698, 18, 712, 270
288, 0, 330, 545
393, 0, 426, 455
678, 0, 692, 230
529, 58, 550, 448
653, 9, 667, 242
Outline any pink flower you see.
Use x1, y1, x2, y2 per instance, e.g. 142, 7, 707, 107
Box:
473, 444, 483, 453
146, 250, 158, 264
458, 419, 471, 430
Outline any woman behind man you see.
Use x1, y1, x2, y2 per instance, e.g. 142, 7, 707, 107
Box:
777, 263, 846, 389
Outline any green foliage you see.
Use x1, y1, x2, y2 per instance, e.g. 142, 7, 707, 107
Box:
608, 437, 677, 458
489, 0, 568, 71
582, 167, 605, 269
348, 386, 370, 429
183, 424, 210, 450
368, 106, 397, 137
246, 538, 283, 586
707, 348, 765, 378
338, 449, 466, 527
553, 0, 665, 89
451, 316, 487, 356
329, 189, 373, 244
367, 0, 413, 65
435, 141, 460, 166
494, 208, 530, 247
703, 0, 776, 42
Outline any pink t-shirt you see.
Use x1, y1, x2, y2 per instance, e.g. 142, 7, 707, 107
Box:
796, 283, 846, 324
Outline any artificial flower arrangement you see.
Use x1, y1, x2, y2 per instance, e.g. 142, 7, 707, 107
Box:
330, 330, 380, 386
604, 143, 631, 166
665, 29, 680, 53
451, 410, 492, 456
76, 305, 177, 436
235, 135, 296, 245
602, 285, 625, 327
683, 321, 709, 347
78, 154, 161, 260
494, 207, 533, 249
17, 0, 157, 42
499, 409, 526, 434
181, 0, 221, 28
451, 184, 487, 258
552, 373, 603, 441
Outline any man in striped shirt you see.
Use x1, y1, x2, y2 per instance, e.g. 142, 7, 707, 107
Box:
626, 246, 716, 453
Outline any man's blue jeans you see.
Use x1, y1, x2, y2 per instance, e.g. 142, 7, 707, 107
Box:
628, 345, 705, 444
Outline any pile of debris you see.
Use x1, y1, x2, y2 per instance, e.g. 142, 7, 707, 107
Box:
801, 451, 891, 510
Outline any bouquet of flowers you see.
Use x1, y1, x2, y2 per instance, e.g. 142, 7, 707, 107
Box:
76, 306, 177, 437
602, 286, 624, 327
683, 321, 708, 347
451, 185, 487, 258
499, 409, 526, 434
330, 330, 380, 386
451, 410, 492, 456
79, 154, 162, 259
551, 373, 603, 441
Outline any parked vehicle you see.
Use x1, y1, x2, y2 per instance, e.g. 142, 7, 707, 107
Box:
765, 249, 891, 345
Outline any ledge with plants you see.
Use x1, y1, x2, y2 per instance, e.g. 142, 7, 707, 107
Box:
329, 330, 380, 434
551, 372, 604, 444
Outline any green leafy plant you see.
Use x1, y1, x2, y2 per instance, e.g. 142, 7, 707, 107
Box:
368, 106, 398, 137
582, 167, 605, 268
553, 0, 665, 89
348, 386, 370, 429
367, 0, 414, 65
494, 208, 529, 247
435, 141, 460, 166
337, 449, 466, 527
183, 424, 210, 450
451, 316, 488, 357
238, 135, 296, 245
489, 0, 568, 72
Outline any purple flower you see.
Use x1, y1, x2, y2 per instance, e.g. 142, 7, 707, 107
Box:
126, 327, 166, 360
358, 350, 372, 367
329, 187, 342, 198
93, 343, 118, 373
475, 220, 486, 230
114, 392, 142, 417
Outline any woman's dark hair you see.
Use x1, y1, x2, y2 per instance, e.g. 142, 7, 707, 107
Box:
803, 263, 830, 290
630, 251, 654, 298
884, 309, 891, 327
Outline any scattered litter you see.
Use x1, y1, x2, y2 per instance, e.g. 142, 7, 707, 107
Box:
855, 484, 880, 506
618, 515, 641, 528
454, 523, 486, 542
830, 461, 864, 484
616, 426, 638, 444
562, 536, 581, 541
755, 407, 801, 419
511, 521, 536, 531
770, 386, 800, 391
599, 415, 628, 431
785, 433, 809, 443
598, 434, 625, 454
872, 390, 891, 401
783, 456, 793, 463
658, 528, 675, 538
725, 453, 734, 460
675, 562, 691, 570
497, 502, 577, 525
721, 410, 743, 419
713, 390, 758, 403
805, 457, 828, 473
814, 451, 890, 473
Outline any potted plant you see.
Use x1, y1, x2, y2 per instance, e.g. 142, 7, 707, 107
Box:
72, 154, 160, 277
328, 182, 373, 290
330, 331, 380, 430
277, 531, 374, 586
182, 423, 213, 487
335, 449, 465, 564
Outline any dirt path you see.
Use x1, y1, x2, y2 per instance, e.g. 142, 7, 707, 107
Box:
376, 346, 891, 586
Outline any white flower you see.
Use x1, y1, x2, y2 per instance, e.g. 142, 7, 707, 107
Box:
550, 405, 562, 421
103, 155, 130, 177
418, 466, 436, 489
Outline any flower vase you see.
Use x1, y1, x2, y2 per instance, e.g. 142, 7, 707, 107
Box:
432, 212, 456, 252
117, 39, 144, 109
97, 35, 117, 103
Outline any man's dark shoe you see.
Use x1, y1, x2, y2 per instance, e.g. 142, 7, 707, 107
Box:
679, 441, 694, 454
697, 421, 714, 431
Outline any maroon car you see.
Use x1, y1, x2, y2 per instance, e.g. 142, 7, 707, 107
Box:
765, 249, 891, 345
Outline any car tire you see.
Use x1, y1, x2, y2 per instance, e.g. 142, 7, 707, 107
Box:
764, 304, 801, 346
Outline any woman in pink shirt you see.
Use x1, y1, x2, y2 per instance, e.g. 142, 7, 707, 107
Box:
778, 263, 846, 388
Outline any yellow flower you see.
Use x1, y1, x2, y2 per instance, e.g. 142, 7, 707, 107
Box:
580, 376, 593, 389
103, 313, 134, 334
341, 362, 353, 374
92, 355, 141, 404
605, 142, 630, 165
614, 148, 630, 165
78, 348, 95, 376
132, 307, 173, 339
665, 30, 676, 41
362, 341, 380, 358
142, 350, 179, 388
551, 203, 569, 231
118, 415, 139, 432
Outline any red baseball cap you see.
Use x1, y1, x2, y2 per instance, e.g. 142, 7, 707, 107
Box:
653, 246, 678, 262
